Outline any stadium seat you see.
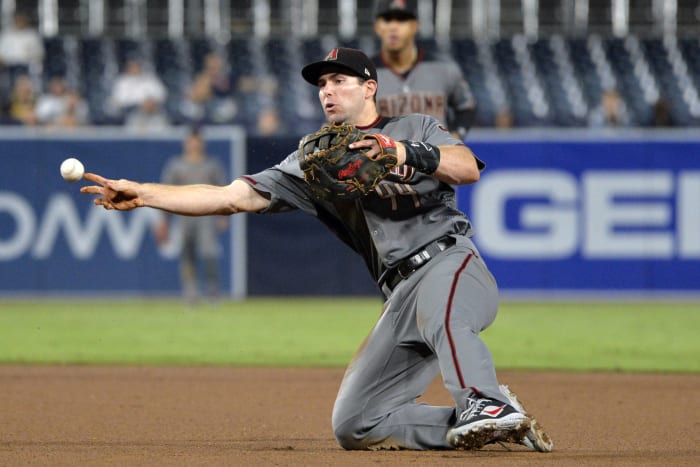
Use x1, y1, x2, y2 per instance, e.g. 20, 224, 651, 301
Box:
10, 32, 700, 129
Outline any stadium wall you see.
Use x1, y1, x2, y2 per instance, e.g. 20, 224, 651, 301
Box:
1, 128, 698, 298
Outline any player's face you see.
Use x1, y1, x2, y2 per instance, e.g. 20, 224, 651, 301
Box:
374, 17, 418, 53
317, 73, 372, 124
184, 134, 204, 156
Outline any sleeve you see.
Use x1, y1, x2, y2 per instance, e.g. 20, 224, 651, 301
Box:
148, 75, 167, 102
420, 114, 464, 147
34, 97, 52, 122
110, 79, 128, 109
421, 115, 486, 170
238, 152, 318, 215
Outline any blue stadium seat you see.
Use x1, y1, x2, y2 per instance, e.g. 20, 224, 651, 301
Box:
78, 38, 118, 124
640, 37, 693, 126
492, 38, 549, 127
15, 33, 700, 129
189, 37, 215, 73
227, 37, 254, 83
602, 37, 649, 125
43, 37, 68, 81
154, 38, 190, 124
452, 38, 497, 127
567, 38, 602, 109
115, 38, 144, 68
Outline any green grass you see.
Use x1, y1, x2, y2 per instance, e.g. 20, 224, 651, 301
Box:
486, 302, 700, 372
0, 298, 698, 372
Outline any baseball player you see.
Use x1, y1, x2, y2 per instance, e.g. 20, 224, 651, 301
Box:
155, 127, 228, 305
372, 0, 476, 139
81, 48, 551, 452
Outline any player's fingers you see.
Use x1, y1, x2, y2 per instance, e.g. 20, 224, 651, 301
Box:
364, 145, 381, 160
102, 200, 116, 210
84, 172, 108, 185
348, 139, 374, 150
81, 186, 105, 195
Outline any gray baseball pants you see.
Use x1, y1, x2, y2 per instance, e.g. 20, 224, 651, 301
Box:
332, 235, 506, 450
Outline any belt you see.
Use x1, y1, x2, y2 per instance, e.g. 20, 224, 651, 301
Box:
379, 235, 457, 292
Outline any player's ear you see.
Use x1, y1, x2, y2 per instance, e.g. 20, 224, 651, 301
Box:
364, 79, 378, 100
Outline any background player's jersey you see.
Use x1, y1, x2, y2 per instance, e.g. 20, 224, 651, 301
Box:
241, 114, 484, 282
161, 156, 227, 255
372, 49, 475, 132
161, 157, 226, 187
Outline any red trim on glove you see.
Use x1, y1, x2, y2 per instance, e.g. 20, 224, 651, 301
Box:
373, 133, 396, 149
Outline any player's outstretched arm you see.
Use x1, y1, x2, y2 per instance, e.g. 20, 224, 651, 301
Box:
80, 173, 270, 215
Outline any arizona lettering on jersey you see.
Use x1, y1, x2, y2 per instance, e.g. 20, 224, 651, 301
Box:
372, 49, 475, 132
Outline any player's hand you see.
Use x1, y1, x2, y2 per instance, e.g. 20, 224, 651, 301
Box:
348, 135, 406, 165
80, 173, 144, 211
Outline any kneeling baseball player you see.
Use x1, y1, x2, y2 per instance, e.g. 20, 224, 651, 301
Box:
81, 47, 553, 452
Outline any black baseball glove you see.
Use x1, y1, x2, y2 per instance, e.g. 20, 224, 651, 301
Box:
297, 123, 398, 201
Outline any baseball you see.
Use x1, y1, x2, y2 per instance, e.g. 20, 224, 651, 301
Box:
60, 157, 85, 182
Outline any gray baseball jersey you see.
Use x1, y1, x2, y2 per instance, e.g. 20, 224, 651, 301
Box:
241, 113, 505, 450
161, 156, 226, 257
372, 50, 476, 134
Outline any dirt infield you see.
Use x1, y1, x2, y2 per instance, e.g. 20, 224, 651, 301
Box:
1, 366, 698, 466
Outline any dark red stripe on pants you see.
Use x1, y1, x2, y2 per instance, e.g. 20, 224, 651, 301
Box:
444, 253, 474, 389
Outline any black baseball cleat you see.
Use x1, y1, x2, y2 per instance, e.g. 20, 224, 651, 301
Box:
447, 395, 531, 450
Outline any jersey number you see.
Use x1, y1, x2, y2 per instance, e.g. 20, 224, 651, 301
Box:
375, 182, 421, 210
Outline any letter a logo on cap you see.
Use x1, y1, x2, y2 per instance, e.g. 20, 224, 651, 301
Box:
325, 48, 339, 61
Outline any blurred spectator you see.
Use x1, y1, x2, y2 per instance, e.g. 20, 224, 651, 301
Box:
109, 58, 167, 120
125, 97, 170, 131
256, 106, 285, 136
156, 127, 227, 305
0, 12, 44, 91
8, 74, 37, 125
183, 52, 237, 124
588, 89, 631, 127
0, 96, 20, 124
35, 76, 89, 127
652, 97, 675, 127
236, 74, 284, 135
494, 109, 514, 129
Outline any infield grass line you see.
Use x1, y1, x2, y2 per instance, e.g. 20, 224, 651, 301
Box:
0, 298, 697, 372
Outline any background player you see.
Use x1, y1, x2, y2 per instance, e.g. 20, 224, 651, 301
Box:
155, 126, 228, 305
81, 47, 550, 452
372, 0, 476, 139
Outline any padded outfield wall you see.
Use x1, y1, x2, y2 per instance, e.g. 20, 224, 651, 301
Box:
0, 127, 247, 299
1, 128, 698, 298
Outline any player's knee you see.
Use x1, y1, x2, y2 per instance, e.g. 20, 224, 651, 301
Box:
332, 399, 369, 450
332, 415, 372, 450
334, 393, 396, 450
